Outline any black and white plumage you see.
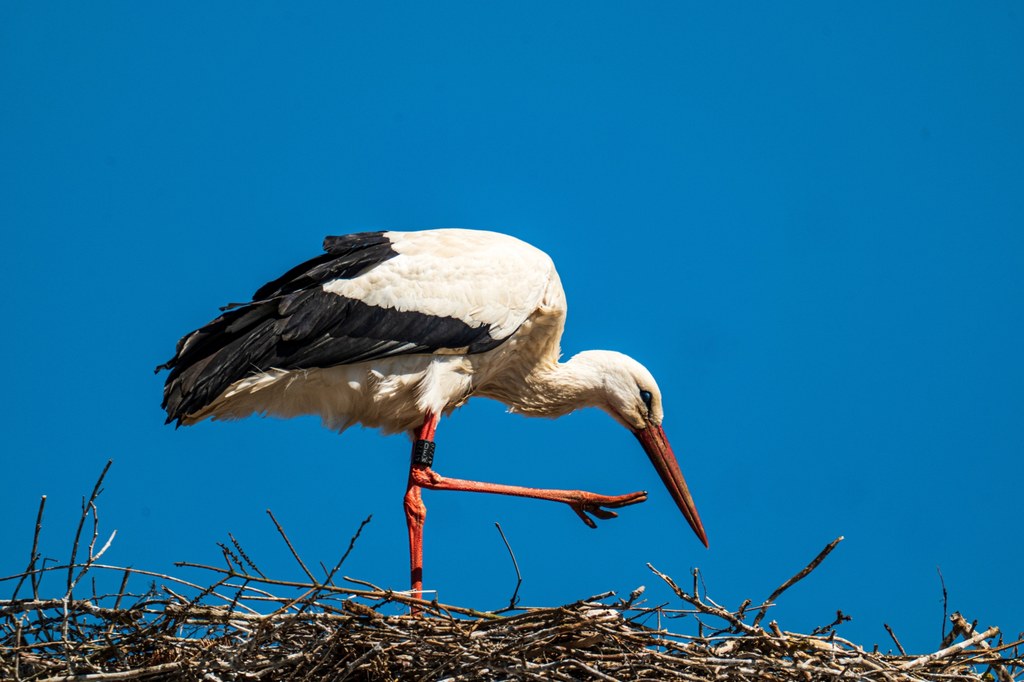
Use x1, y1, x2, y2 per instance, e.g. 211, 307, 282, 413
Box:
159, 229, 568, 434
159, 228, 708, 584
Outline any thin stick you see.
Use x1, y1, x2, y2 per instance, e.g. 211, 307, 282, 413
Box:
87, 500, 100, 559
342, 575, 385, 592
937, 567, 949, 644
328, 515, 373, 583
110, 569, 131, 615
67, 460, 113, 598
884, 623, 907, 656
229, 533, 267, 579
62, 460, 112, 673
266, 509, 316, 584
810, 609, 851, 636
494, 522, 522, 611
338, 642, 385, 681
10, 495, 46, 601
752, 536, 843, 628
68, 531, 118, 593
277, 514, 373, 617
647, 564, 758, 635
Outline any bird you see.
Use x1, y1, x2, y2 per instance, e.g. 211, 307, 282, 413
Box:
158, 228, 708, 597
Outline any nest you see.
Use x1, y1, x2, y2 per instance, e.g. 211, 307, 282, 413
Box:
2, 463, 1021, 681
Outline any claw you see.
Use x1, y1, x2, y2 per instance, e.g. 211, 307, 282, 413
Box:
569, 490, 648, 527
609, 491, 648, 507
572, 507, 599, 528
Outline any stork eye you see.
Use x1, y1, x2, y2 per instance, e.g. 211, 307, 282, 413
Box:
639, 389, 653, 411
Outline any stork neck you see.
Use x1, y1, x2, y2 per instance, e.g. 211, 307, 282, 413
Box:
503, 354, 607, 417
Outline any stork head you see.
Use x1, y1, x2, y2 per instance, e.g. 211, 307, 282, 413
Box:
572, 350, 709, 548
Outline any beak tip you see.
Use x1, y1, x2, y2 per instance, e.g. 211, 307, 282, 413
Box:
690, 521, 710, 549
635, 425, 710, 551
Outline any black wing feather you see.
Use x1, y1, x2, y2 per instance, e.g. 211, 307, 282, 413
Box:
158, 232, 508, 425
252, 232, 398, 300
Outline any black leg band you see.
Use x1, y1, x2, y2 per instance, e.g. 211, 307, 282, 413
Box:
412, 440, 435, 467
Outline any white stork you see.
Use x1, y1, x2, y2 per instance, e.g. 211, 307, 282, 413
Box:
159, 229, 708, 596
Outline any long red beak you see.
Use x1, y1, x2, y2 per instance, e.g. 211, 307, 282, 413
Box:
634, 425, 709, 547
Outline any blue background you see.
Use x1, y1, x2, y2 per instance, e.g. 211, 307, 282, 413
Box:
2, 2, 1022, 653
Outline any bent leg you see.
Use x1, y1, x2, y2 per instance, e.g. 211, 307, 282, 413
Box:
408, 466, 648, 528
402, 410, 649, 603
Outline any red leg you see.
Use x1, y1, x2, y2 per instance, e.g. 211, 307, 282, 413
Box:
403, 480, 426, 598
404, 413, 440, 601
403, 412, 649, 603
408, 467, 648, 527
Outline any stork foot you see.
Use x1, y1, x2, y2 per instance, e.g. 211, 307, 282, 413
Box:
569, 490, 648, 528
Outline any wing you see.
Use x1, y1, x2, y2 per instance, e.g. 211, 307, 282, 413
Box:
158, 229, 556, 425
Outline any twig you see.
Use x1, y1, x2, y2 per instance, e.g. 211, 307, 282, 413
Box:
337, 642, 385, 681
292, 515, 374, 617
494, 522, 522, 611
68, 531, 117, 593
111, 568, 131, 612
647, 564, 759, 635
266, 509, 316, 584
810, 609, 851, 636
229, 533, 267, 579
342, 575, 385, 592
937, 566, 949, 644
752, 536, 843, 628
87, 501, 100, 559
62, 460, 112, 673
10, 494, 46, 601
67, 460, 112, 598
621, 586, 646, 609
326, 514, 373, 585
884, 623, 907, 656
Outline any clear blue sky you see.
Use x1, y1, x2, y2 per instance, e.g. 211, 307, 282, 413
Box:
2, 3, 1022, 652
